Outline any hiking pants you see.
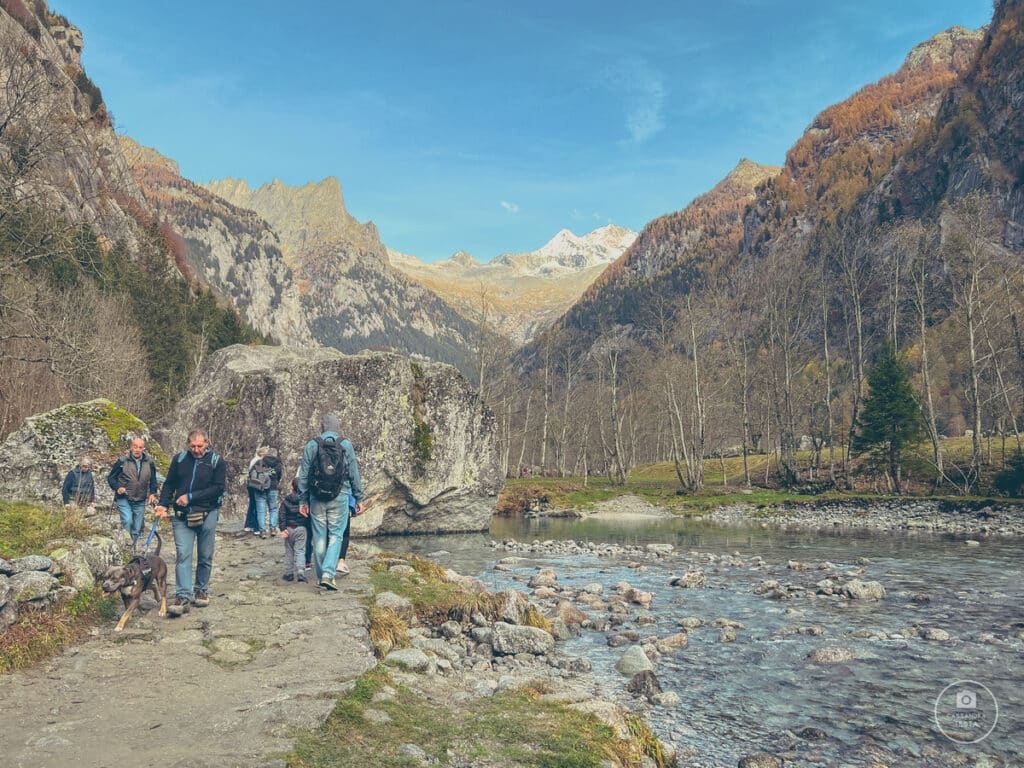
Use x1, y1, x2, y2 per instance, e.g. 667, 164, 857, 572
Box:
309, 495, 348, 580
170, 508, 219, 598
115, 498, 146, 543
283, 525, 307, 579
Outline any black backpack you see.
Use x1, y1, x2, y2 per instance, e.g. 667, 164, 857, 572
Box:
247, 460, 272, 491
309, 436, 347, 500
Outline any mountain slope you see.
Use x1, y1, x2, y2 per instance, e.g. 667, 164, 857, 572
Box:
205, 177, 483, 372
389, 225, 637, 343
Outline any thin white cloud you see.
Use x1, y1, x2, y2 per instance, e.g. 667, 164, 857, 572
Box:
500, 200, 520, 213
604, 56, 665, 144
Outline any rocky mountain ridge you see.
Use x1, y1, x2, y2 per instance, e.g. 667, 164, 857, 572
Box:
389, 224, 638, 343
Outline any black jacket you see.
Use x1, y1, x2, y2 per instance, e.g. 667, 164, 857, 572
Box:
279, 492, 308, 528
62, 469, 95, 505
262, 454, 283, 489
158, 449, 226, 514
107, 453, 158, 501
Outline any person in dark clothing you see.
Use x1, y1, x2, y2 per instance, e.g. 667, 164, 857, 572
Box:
107, 437, 159, 547
62, 457, 95, 507
155, 429, 226, 615
262, 449, 283, 534
278, 478, 308, 582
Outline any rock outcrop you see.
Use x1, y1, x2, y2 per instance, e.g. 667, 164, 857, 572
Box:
0, 399, 166, 505
154, 344, 503, 534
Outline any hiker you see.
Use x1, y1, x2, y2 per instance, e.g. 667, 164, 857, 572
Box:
243, 448, 262, 532
278, 478, 309, 582
61, 457, 96, 508
262, 450, 282, 536
247, 446, 272, 538
297, 414, 363, 590
107, 437, 159, 547
155, 429, 226, 615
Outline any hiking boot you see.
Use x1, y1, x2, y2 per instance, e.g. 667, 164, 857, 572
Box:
320, 574, 337, 591
270, 527, 279, 535
282, 573, 294, 581
296, 575, 307, 583
193, 589, 210, 607
167, 596, 191, 616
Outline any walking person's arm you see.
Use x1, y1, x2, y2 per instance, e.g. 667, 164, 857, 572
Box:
342, 440, 364, 514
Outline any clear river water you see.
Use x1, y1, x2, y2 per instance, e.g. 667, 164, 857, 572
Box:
392, 514, 1022, 767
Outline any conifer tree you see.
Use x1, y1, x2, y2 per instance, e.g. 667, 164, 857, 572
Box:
851, 346, 924, 494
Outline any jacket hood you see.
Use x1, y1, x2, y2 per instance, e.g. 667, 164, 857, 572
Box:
321, 414, 341, 434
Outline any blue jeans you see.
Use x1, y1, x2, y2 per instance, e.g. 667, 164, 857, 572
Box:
309, 495, 349, 580
244, 487, 257, 529
115, 498, 146, 542
253, 490, 268, 532
267, 489, 279, 529
170, 508, 219, 598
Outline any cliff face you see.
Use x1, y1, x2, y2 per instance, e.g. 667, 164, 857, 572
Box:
0, 2, 145, 250
119, 138, 313, 345
205, 177, 483, 374
154, 345, 504, 535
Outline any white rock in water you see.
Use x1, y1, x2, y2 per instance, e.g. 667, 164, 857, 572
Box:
614, 645, 654, 676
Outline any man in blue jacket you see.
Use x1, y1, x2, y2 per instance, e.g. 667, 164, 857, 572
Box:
298, 414, 363, 590
107, 437, 159, 548
155, 429, 226, 615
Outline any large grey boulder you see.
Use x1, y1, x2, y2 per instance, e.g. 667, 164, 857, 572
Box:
490, 623, 555, 656
9, 571, 59, 602
0, 399, 166, 505
615, 645, 655, 676
154, 345, 503, 534
842, 579, 886, 600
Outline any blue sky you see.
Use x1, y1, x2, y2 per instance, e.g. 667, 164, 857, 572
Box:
58, 0, 993, 263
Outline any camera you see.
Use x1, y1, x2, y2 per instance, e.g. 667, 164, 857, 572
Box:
956, 690, 977, 709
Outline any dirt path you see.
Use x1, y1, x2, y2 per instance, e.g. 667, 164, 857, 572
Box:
0, 521, 375, 768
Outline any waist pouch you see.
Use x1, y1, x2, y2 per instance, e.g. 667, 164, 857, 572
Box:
183, 510, 206, 527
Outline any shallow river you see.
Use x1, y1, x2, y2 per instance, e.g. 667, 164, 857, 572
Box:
393, 515, 1022, 767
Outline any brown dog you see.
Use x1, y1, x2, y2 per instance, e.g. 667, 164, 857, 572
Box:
101, 533, 168, 631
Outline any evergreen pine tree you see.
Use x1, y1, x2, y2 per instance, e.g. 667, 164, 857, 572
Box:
851, 346, 924, 494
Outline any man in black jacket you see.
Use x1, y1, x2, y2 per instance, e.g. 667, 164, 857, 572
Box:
61, 457, 95, 508
107, 437, 159, 548
155, 429, 226, 615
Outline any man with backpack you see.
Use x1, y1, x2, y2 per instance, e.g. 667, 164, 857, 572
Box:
297, 414, 363, 590
107, 437, 159, 549
155, 429, 226, 615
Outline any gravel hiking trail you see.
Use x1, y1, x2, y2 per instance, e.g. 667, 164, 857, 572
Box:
0, 522, 375, 768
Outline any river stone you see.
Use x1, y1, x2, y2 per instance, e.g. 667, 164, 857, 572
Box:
670, 570, 706, 588
807, 646, 856, 664
8, 555, 53, 574
655, 632, 689, 654
497, 589, 529, 625
48, 548, 95, 591
10, 571, 59, 602
411, 636, 460, 663
965, 540, 981, 547
440, 620, 462, 639
842, 579, 886, 600
719, 627, 737, 643
549, 619, 572, 641
153, 345, 503, 534
680, 616, 704, 628
528, 568, 558, 588
384, 648, 434, 673
581, 582, 604, 595
646, 543, 674, 555
490, 623, 554, 656
549, 600, 589, 626
738, 754, 782, 768
625, 588, 652, 606
653, 691, 681, 707
625, 670, 662, 700
919, 627, 952, 641
615, 645, 654, 676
